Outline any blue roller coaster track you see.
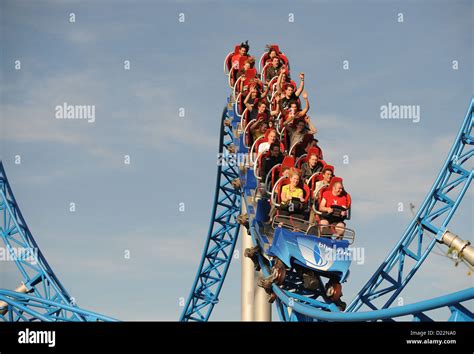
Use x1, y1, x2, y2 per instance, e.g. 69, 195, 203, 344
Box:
0, 162, 116, 321
0, 54, 472, 323
180, 50, 473, 322
179, 107, 242, 321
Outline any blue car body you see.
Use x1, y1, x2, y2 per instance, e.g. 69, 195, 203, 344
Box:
268, 227, 352, 282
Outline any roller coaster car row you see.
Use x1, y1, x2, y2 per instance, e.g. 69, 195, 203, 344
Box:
225, 42, 356, 311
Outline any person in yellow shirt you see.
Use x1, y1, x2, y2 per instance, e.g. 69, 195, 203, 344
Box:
281, 168, 305, 205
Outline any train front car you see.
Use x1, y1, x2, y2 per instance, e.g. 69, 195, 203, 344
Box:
254, 215, 355, 310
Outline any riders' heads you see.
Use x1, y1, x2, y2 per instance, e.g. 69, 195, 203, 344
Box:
269, 143, 281, 157
308, 154, 318, 167
307, 139, 318, 150
272, 57, 279, 68
269, 48, 277, 59
258, 101, 266, 114
239, 40, 249, 55
289, 168, 301, 187
267, 129, 277, 143
285, 85, 294, 97
250, 88, 258, 98
289, 101, 298, 113
332, 181, 343, 196
259, 121, 268, 133
295, 119, 306, 132
322, 168, 333, 183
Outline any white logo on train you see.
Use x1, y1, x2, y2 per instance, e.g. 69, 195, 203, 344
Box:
297, 238, 352, 269
297, 238, 329, 268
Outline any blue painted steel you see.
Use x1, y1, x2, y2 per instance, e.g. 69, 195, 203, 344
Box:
268, 227, 351, 282
0, 290, 117, 322
347, 98, 473, 313
255, 199, 271, 222
246, 199, 473, 321
185, 59, 473, 321
180, 106, 242, 322
0, 162, 116, 321
240, 98, 473, 321
271, 286, 474, 322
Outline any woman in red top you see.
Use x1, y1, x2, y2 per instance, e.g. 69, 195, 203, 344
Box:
319, 181, 350, 238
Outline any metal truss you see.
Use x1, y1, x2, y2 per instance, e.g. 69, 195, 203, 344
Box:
0, 162, 116, 321
180, 105, 242, 321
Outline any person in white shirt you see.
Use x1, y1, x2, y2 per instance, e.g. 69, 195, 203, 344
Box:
257, 129, 278, 155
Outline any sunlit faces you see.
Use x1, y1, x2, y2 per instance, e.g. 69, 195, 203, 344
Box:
290, 173, 300, 187
258, 102, 266, 114
322, 169, 333, 183
332, 182, 343, 196
259, 122, 268, 134
281, 167, 291, 178
308, 154, 318, 167
267, 130, 277, 143
272, 57, 279, 68
239, 46, 247, 56
285, 85, 294, 98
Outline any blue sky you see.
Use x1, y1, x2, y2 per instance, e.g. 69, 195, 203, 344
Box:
0, 0, 472, 320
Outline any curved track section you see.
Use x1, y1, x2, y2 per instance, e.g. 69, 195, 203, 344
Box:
180, 106, 242, 322
0, 162, 116, 321
183, 46, 473, 321
347, 99, 474, 313
0, 290, 117, 322
243, 98, 473, 322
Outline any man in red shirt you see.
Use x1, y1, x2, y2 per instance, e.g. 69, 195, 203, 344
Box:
319, 181, 350, 238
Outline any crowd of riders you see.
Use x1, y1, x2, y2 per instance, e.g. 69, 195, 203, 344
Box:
226, 41, 352, 237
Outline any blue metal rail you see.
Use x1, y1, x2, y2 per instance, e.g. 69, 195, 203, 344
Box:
0, 290, 118, 322
347, 98, 473, 313
242, 164, 472, 321
0, 162, 116, 321
246, 98, 474, 322
180, 106, 242, 321
183, 84, 473, 321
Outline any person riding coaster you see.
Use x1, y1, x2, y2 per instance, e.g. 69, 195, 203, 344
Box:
249, 176, 352, 309
241, 43, 354, 312
318, 179, 351, 239
245, 178, 353, 310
